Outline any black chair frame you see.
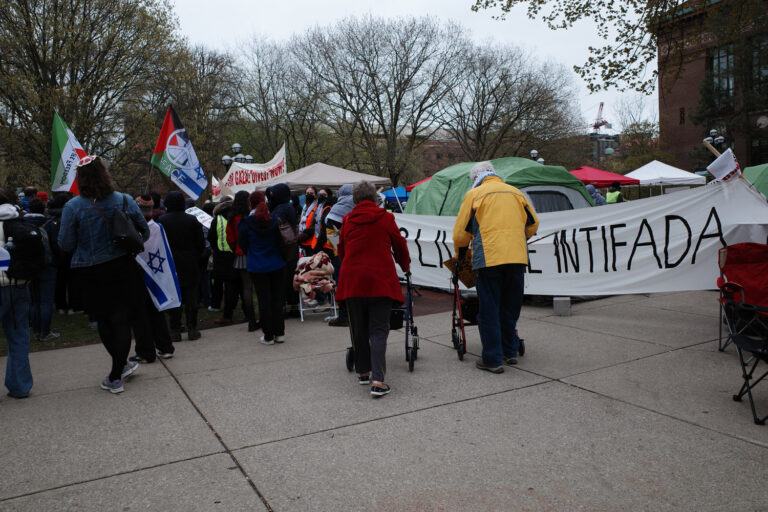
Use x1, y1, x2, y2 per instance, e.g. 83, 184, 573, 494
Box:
728, 299, 768, 425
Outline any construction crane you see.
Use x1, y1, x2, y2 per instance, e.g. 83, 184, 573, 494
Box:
592, 102, 609, 134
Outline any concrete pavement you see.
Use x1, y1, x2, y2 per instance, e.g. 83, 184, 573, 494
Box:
1, 290, 767, 511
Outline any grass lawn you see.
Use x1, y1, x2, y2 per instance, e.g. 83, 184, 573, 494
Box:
0, 306, 250, 357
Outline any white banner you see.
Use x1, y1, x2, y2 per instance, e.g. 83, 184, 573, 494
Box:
211, 176, 222, 202
394, 179, 768, 295
185, 206, 212, 230
221, 144, 286, 194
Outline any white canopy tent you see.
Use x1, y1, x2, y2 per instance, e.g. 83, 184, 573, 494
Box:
626, 160, 706, 186
253, 162, 392, 192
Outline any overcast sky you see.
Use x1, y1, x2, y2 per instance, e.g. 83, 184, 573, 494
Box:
174, 0, 658, 134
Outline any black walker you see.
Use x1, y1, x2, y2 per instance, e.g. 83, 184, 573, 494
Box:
345, 272, 420, 372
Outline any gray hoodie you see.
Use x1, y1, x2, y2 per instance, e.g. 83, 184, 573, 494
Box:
326, 184, 355, 226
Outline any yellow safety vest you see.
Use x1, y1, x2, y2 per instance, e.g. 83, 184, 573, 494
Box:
606, 190, 621, 203
216, 216, 231, 252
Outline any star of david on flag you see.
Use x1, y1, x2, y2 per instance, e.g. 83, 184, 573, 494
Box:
135, 221, 181, 311
151, 106, 208, 200
147, 249, 166, 274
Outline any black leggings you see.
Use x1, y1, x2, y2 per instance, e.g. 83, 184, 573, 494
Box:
80, 255, 138, 381
251, 268, 285, 340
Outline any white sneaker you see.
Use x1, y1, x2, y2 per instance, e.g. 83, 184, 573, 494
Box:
303, 299, 318, 307
274, 335, 285, 344
39, 332, 61, 341
207, 306, 221, 312
260, 336, 274, 345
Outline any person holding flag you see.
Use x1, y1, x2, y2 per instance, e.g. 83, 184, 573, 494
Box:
151, 106, 208, 200
129, 195, 178, 363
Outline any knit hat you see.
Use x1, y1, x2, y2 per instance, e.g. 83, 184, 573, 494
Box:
135, 194, 154, 218
36, 191, 49, 202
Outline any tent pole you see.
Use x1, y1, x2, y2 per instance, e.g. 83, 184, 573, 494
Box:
393, 187, 404, 212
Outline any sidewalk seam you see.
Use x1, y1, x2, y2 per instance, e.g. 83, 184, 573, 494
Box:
159, 359, 275, 512
0, 451, 225, 504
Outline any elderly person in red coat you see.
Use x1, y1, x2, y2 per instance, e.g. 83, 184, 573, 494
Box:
336, 181, 410, 398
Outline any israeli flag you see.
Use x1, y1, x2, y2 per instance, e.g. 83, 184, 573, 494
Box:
0, 246, 9, 271
135, 221, 181, 311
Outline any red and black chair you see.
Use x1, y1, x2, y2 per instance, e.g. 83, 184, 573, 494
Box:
716, 243, 768, 424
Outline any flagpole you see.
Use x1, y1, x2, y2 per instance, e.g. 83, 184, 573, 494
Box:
145, 162, 154, 195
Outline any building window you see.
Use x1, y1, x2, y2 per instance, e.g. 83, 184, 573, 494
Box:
712, 45, 735, 102
753, 35, 768, 96
679, 107, 685, 125
752, 137, 768, 166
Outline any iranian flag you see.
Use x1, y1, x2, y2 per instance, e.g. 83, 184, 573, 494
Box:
50, 112, 87, 194
151, 106, 207, 200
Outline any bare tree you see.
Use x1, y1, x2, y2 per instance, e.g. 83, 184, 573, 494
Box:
441, 41, 583, 162
0, 0, 178, 186
294, 16, 466, 185
239, 39, 344, 170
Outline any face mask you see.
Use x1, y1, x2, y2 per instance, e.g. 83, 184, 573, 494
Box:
305, 194, 315, 204
318, 194, 327, 202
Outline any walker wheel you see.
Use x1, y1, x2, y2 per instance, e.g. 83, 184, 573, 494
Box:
412, 336, 419, 360
457, 346, 464, 361
345, 347, 354, 372
407, 347, 414, 372
451, 328, 460, 351
519, 339, 525, 357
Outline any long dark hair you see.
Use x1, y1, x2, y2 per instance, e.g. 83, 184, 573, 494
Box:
229, 190, 250, 220
77, 157, 115, 200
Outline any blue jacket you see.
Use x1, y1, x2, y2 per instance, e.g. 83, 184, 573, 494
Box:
58, 191, 149, 268
238, 214, 285, 274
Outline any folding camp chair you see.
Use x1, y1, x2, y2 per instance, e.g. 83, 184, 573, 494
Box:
716, 243, 768, 425
716, 243, 768, 351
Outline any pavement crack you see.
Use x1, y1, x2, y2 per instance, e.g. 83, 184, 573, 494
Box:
160, 359, 275, 512
0, 452, 225, 504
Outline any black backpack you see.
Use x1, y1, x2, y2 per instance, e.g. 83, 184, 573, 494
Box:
2, 218, 46, 281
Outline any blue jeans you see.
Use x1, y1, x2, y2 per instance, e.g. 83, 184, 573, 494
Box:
30, 266, 57, 336
1, 284, 33, 396
475, 264, 525, 366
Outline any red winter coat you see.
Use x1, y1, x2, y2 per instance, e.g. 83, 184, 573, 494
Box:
336, 200, 410, 303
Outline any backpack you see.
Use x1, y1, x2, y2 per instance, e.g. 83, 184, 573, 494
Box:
2, 218, 46, 281
277, 219, 298, 261
39, 220, 53, 266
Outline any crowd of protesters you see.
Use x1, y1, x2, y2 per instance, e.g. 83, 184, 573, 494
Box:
1, 155, 416, 399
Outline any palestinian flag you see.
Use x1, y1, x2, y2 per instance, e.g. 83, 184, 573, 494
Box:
50, 112, 87, 194
151, 106, 207, 200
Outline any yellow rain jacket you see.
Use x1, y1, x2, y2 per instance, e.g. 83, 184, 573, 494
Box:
452, 175, 539, 270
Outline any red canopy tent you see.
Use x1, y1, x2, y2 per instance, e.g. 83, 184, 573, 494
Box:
405, 176, 432, 192
570, 166, 640, 187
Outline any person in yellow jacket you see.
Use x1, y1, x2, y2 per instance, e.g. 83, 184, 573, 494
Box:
452, 161, 539, 374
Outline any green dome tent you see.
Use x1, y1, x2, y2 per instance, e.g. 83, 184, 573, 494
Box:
743, 163, 768, 199
404, 157, 593, 215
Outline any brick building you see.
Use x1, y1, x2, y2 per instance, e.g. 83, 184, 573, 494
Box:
656, 0, 768, 170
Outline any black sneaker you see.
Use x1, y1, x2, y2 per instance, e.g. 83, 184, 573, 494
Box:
370, 384, 391, 397
328, 316, 349, 327
475, 359, 504, 374
129, 354, 154, 364
248, 320, 261, 332
358, 375, 370, 385
156, 351, 174, 359
502, 356, 518, 366
187, 329, 201, 341
169, 331, 182, 343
